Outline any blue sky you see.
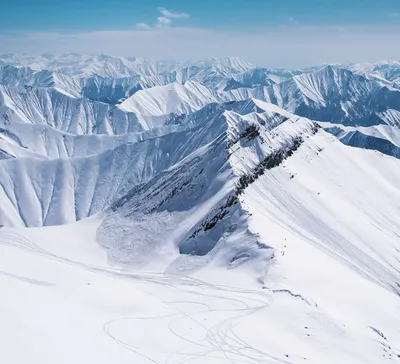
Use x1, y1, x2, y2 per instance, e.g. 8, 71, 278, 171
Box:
1, 0, 400, 31
1, 1, 400, 67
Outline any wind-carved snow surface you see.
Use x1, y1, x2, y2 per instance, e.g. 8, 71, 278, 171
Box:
0, 54, 400, 364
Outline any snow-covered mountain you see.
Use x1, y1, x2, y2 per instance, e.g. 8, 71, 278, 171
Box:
347, 60, 400, 86
1, 54, 400, 364
0, 53, 184, 78
225, 66, 400, 126
119, 81, 220, 116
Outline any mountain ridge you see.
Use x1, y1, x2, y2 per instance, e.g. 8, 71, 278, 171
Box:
1, 54, 400, 364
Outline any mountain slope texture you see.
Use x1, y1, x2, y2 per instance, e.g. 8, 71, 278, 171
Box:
1, 53, 399, 364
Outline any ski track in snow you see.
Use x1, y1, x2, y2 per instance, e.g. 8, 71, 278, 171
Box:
1, 220, 399, 363
1, 54, 400, 364
0, 230, 284, 364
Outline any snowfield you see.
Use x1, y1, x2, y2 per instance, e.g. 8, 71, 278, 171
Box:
0, 54, 400, 364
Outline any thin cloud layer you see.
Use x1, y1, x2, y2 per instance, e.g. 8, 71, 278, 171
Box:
136, 7, 190, 30
158, 7, 190, 19
2, 26, 400, 68
136, 23, 151, 30
157, 17, 172, 28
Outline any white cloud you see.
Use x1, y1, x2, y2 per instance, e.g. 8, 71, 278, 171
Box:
158, 8, 190, 19
157, 17, 172, 28
2, 26, 400, 68
389, 13, 399, 18
136, 7, 189, 29
136, 23, 150, 30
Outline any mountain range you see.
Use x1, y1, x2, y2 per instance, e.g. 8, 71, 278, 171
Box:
1, 54, 400, 364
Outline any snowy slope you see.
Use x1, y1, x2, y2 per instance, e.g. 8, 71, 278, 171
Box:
0, 84, 177, 135
119, 81, 220, 116
348, 60, 400, 86
0, 64, 82, 96
0, 54, 252, 79
1, 54, 400, 364
98, 100, 317, 271
0, 53, 183, 78
0, 144, 149, 227
1, 119, 400, 364
321, 121, 400, 159
0, 98, 313, 227
0, 124, 219, 226
224, 66, 400, 126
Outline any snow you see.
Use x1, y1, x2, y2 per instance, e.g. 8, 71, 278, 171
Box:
1, 53, 400, 363
320, 121, 400, 158
119, 81, 217, 116
2, 133, 400, 362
